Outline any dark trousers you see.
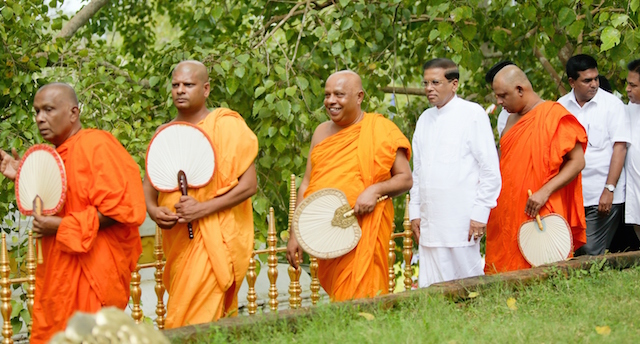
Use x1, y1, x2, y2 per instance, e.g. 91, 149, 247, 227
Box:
575, 204, 623, 256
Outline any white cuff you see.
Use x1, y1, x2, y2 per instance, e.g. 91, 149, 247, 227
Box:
409, 204, 421, 221
470, 205, 491, 224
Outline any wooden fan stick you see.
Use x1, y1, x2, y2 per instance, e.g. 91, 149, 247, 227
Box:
177, 170, 194, 239
33, 196, 44, 264
527, 190, 544, 231
342, 195, 389, 218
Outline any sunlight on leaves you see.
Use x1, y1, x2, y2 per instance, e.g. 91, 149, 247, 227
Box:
595, 326, 611, 335
506, 297, 517, 310
468, 291, 479, 298
357, 312, 375, 321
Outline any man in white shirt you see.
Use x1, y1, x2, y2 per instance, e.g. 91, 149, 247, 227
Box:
624, 59, 640, 243
558, 54, 630, 256
409, 58, 501, 287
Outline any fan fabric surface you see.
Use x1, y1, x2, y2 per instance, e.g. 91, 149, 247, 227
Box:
15, 144, 67, 215
146, 122, 215, 192
518, 214, 572, 267
292, 188, 362, 259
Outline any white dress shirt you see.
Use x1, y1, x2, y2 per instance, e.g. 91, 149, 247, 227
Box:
496, 109, 511, 138
625, 103, 640, 224
409, 96, 501, 247
558, 88, 630, 206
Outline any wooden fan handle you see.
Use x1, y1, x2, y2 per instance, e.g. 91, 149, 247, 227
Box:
343, 195, 389, 218
33, 196, 44, 264
527, 190, 544, 231
177, 170, 194, 240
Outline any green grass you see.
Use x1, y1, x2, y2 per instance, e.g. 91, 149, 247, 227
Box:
185, 264, 640, 343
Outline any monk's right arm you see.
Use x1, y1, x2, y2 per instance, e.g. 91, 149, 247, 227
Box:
143, 173, 178, 229
526, 143, 585, 217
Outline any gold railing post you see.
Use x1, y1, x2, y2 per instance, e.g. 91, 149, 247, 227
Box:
153, 227, 166, 329
267, 207, 278, 312
247, 255, 257, 315
288, 253, 302, 309
402, 195, 413, 291
287, 174, 296, 233
309, 256, 320, 305
130, 265, 143, 324
388, 236, 396, 293
26, 231, 36, 332
1, 234, 13, 344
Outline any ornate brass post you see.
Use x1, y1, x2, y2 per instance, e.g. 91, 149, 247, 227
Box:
402, 195, 413, 291
26, 231, 36, 331
153, 227, 166, 329
130, 265, 143, 324
246, 255, 257, 315
287, 174, 296, 233
288, 253, 302, 309
309, 256, 320, 305
388, 237, 396, 294
1, 234, 13, 344
267, 207, 278, 312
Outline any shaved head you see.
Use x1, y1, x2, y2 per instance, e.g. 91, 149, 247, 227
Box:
37, 82, 78, 106
493, 65, 532, 91
491, 65, 541, 115
327, 70, 363, 92
173, 60, 209, 83
324, 70, 365, 127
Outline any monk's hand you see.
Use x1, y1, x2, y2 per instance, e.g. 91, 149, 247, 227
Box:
152, 206, 179, 229
411, 219, 420, 245
174, 196, 204, 224
525, 189, 550, 218
353, 186, 380, 216
286, 234, 304, 269
468, 220, 486, 242
0, 148, 20, 181
32, 214, 62, 237
598, 189, 614, 216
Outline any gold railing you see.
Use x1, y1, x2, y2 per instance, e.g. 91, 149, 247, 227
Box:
0, 176, 414, 342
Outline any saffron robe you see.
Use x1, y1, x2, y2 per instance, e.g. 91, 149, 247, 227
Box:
31, 129, 146, 344
306, 113, 411, 301
485, 101, 587, 274
159, 109, 258, 328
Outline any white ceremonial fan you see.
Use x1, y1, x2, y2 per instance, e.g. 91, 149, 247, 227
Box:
145, 121, 216, 193
292, 188, 388, 259
517, 190, 573, 267
15, 144, 68, 264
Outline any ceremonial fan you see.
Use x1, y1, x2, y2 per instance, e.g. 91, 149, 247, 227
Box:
145, 122, 216, 239
292, 188, 388, 259
15, 144, 67, 264
517, 190, 573, 267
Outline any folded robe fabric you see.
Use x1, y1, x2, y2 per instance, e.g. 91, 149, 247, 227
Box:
305, 113, 411, 301
485, 101, 587, 274
31, 129, 146, 344
159, 108, 258, 328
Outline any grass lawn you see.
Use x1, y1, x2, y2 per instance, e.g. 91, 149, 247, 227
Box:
185, 264, 640, 343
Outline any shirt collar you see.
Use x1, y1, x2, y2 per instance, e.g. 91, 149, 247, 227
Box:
568, 88, 601, 108
435, 95, 459, 115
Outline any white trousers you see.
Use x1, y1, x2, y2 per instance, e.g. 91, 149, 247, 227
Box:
418, 243, 484, 288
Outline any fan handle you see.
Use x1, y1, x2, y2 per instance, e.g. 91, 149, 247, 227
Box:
178, 170, 194, 239
527, 190, 544, 231
33, 196, 44, 264
342, 195, 389, 218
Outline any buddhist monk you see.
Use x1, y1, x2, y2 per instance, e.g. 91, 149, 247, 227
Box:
143, 60, 258, 327
484, 64, 587, 274
0, 83, 146, 343
286, 70, 412, 301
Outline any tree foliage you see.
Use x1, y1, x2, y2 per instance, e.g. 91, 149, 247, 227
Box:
1, 0, 639, 259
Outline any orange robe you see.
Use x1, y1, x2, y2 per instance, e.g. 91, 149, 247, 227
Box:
159, 109, 258, 328
31, 129, 146, 344
485, 101, 587, 274
306, 113, 411, 301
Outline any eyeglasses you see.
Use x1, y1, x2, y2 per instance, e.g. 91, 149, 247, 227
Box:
422, 79, 451, 87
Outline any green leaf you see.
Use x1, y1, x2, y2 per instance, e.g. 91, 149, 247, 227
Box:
267, 127, 277, 137
236, 54, 250, 65
254, 86, 265, 98
600, 26, 621, 51
234, 66, 246, 78
213, 64, 225, 76
610, 14, 629, 28
345, 39, 355, 49
226, 77, 239, 95
557, 7, 576, 27
567, 20, 585, 39
285, 86, 297, 96
339, 0, 350, 7
78, 49, 89, 57
449, 36, 464, 53
460, 25, 476, 41
212, 6, 223, 20
2, 7, 14, 20
341, 18, 354, 31
632, 0, 639, 12
275, 100, 292, 119
450, 7, 466, 23
148, 76, 160, 87
491, 29, 508, 48
296, 77, 309, 91
115, 76, 126, 85
599, 12, 610, 23
331, 42, 343, 55
429, 29, 440, 42
522, 5, 537, 22
438, 22, 453, 39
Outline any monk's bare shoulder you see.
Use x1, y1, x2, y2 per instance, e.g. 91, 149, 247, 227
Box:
502, 113, 522, 137
310, 121, 334, 149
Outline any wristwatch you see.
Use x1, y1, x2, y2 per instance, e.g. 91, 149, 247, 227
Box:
605, 184, 615, 192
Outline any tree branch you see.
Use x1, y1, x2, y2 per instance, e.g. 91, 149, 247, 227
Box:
263, 1, 335, 28
533, 47, 567, 95
56, 0, 112, 40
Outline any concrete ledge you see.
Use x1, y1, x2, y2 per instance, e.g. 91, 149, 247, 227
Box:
163, 251, 640, 342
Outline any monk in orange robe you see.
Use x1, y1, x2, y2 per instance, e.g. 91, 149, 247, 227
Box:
143, 61, 258, 327
0, 83, 146, 343
286, 71, 412, 301
484, 65, 587, 274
